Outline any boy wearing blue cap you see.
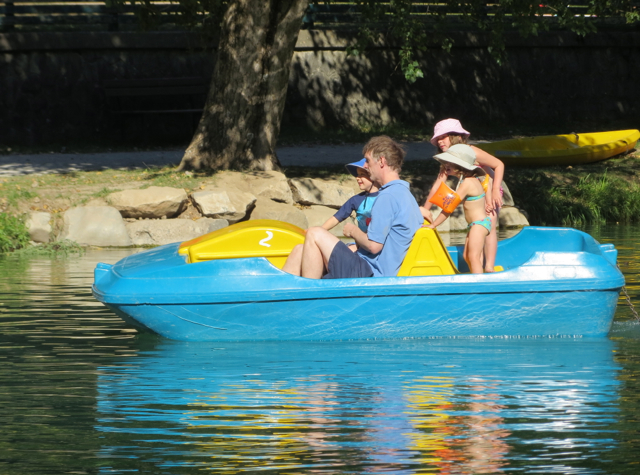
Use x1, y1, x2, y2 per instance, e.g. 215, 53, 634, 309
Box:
322, 158, 380, 236
283, 159, 379, 276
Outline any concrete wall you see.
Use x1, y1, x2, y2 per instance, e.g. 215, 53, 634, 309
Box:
1, 29, 639, 146
287, 29, 640, 134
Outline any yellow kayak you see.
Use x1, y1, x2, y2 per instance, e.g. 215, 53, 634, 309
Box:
475, 129, 640, 167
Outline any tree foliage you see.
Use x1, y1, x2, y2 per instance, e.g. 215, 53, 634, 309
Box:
117, 0, 640, 171
347, 1, 640, 81
122, 0, 640, 82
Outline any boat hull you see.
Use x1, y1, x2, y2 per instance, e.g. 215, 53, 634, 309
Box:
105, 290, 619, 341
475, 129, 640, 167
92, 226, 624, 341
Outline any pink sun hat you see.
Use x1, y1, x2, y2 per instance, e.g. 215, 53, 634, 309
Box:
430, 119, 470, 147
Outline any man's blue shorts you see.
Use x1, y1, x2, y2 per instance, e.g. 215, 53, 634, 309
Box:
322, 241, 374, 279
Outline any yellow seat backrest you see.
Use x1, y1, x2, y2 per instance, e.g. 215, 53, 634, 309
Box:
397, 227, 458, 277
178, 219, 306, 269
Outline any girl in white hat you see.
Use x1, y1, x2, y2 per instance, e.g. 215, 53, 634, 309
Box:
425, 144, 490, 274
423, 118, 504, 272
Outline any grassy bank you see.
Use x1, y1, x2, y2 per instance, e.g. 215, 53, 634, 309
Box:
1, 143, 640, 253
502, 151, 640, 226
0, 166, 215, 253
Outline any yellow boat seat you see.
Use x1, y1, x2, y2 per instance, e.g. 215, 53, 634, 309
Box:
179, 219, 306, 268
397, 227, 459, 277
178, 219, 502, 275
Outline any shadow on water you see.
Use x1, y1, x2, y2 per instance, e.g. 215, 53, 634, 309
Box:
1, 225, 640, 474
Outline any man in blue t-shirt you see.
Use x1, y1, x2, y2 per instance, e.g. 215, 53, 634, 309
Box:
282, 158, 379, 275
284, 136, 423, 279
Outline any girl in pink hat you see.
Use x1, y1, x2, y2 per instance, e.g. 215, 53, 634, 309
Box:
422, 118, 505, 272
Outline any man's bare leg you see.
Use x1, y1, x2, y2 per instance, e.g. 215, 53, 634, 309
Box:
300, 227, 341, 279
282, 244, 304, 276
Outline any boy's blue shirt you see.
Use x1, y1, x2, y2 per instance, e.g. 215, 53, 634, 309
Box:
333, 191, 380, 233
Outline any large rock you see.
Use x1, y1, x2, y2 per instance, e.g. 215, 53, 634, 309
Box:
289, 177, 358, 208
126, 218, 228, 246
250, 197, 308, 229
428, 206, 470, 232
59, 206, 131, 246
107, 186, 188, 219
501, 181, 515, 207
200, 170, 294, 204
448, 207, 469, 232
429, 208, 450, 232
499, 207, 530, 227
26, 211, 51, 243
244, 171, 294, 204
191, 188, 257, 224
302, 205, 355, 237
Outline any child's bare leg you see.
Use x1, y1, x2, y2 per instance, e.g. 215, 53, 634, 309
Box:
464, 225, 489, 274
483, 210, 499, 272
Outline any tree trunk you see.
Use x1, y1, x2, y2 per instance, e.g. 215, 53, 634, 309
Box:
178, 0, 309, 171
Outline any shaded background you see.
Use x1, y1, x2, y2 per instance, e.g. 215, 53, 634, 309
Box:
1, 28, 639, 146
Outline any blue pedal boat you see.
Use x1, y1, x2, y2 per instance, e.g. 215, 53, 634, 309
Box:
92, 220, 624, 341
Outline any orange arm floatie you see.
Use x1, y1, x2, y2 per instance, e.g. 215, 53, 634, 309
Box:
428, 181, 462, 213
480, 174, 490, 193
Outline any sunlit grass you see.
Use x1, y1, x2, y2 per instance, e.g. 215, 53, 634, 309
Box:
506, 155, 640, 226
0, 166, 213, 210
1, 185, 38, 208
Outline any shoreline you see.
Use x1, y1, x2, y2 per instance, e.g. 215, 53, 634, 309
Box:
1, 141, 639, 252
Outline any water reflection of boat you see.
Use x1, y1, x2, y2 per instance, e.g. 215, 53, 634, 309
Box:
92, 221, 625, 341
95, 339, 621, 473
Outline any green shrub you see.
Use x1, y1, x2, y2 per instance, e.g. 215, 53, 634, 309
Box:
508, 169, 640, 226
12, 239, 84, 257
0, 213, 30, 253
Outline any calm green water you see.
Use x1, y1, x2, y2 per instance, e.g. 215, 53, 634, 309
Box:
1, 226, 639, 474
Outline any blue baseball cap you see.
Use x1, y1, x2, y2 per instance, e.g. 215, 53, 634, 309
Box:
345, 158, 367, 177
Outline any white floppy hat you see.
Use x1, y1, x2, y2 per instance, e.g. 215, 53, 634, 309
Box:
430, 118, 470, 147
433, 144, 485, 175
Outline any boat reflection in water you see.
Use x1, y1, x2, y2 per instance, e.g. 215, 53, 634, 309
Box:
96, 338, 621, 474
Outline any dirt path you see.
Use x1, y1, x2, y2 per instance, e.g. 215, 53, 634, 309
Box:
0, 142, 438, 177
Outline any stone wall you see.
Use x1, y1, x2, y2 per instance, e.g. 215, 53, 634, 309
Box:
1, 29, 639, 146
25, 171, 529, 248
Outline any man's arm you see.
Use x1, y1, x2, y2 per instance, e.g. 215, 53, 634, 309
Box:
343, 223, 383, 254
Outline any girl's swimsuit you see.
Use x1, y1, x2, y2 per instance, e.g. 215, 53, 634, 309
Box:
465, 192, 485, 201
467, 216, 492, 232
457, 175, 485, 201
458, 175, 491, 232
